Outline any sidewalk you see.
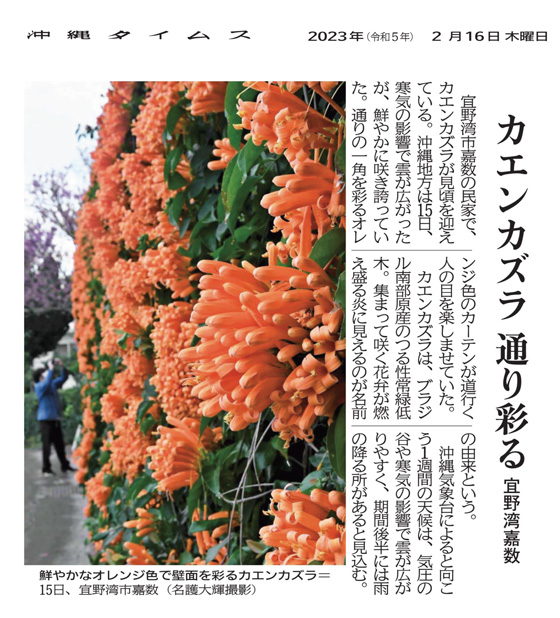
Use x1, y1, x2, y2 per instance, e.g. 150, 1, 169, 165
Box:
25, 448, 90, 564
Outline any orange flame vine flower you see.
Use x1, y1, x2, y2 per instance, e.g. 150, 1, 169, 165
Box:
124, 507, 158, 538
186, 81, 228, 117
237, 82, 338, 163
207, 138, 239, 171
151, 302, 201, 419
260, 488, 345, 565
189, 507, 239, 565
179, 251, 345, 442
108, 414, 154, 482
148, 417, 221, 492
84, 465, 113, 517
124, 542, 158, 565
261, 159, 345, 259
142, 241, 196, 299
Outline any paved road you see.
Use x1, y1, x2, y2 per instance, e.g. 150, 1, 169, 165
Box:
25, 448, 90, 565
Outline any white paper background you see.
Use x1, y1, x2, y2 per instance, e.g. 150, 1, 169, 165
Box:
4, 1, 559, 615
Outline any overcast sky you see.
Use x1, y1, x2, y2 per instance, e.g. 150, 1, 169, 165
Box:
25, 81, 109, 183
24, 82, 110, 269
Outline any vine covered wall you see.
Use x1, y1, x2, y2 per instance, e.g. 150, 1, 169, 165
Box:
72, 81, 346, 566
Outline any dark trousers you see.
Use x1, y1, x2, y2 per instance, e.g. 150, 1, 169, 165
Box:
39, 420, 70, 472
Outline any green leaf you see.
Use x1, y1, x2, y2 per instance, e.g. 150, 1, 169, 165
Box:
246, 540, 267, 554
326, 404, 346, 481
201, 460, 220, 495
136, 399, 154, 423
92, 529, 109, 542
179, 216, 191, 238
233, 225, 254, 243
199, 416, 212, 437
299, 470, 328, 494
217, 195, 225, 221
236, 139, 263, 176
221, 139, 265, 226
102, 526, 124, 549
215, 220, 228, 241
189, 517, 230, 533
198, 194, 218, 222
215, 441, 246, 466
99, 450, 111, 467
117, 333, 129, 350
203, 170, 221, 189
185, 237, 202, 259
186, 478, 202, 517
229, 177, 261, 232
103, 473, 114, 488
309, 228, 345, 268
179, 551, 194, 565
164, 145, 184, 181
335, 137, 346, 175
309, 560, 323, 565
270, 435, 289, 460
255, 440, 278, 470
168, 172, 189, 191
142, 378, 157, 400
211, 238, 238, 262
334, 270, 346, 338
205, 538, 228, 564
188, 177, 205, 198
191, 144, 213, 170
201, 226, 218, 252
140, 414, 158, 435
168, 192, 186, 227
224, 82, 256, 150
220, 157, 236, 214
309, 449, 332, 473
126, 474, 157, 503
164, 103, 185, 141
158, 500, 175, 521
105, 551, 126, 565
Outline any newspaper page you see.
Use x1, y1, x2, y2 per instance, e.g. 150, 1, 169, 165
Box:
8, 1, 559, 615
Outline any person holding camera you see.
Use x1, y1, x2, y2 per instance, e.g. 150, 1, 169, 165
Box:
32, 358, 76, 475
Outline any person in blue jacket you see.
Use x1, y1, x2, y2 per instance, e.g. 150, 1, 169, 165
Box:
33, 357, 76, 475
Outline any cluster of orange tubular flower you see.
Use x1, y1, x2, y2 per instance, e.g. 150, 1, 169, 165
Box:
150, 302, 200, 419
142, 240, 197, 299
189, 507, 239, 565
73, 428, 95, 485
148, 416, 221, 493
234, 81, 345, 262
237, 82, 338, 163
73, 82, 201, 488
180, 247, 345, 443
124, 507, 158, 538
123, 542, 158, 565
73, 81, 346, 566
185, 81, 227, 117
84, 465, 113, 517
72, 82, 135, 376
90, 82, 135, 178
260, 488, 345, 565
107, 415, 154, 481
73, 394, 96, 483
276, 81, 339, 94
124, 542, 178, 565
71, 250, 93, 375
208, 137, 239, 171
